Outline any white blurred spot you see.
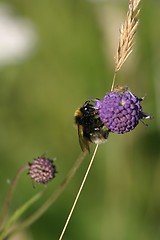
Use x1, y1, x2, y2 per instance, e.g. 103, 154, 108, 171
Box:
0, 3, 37, 66
6, 178, 11, 184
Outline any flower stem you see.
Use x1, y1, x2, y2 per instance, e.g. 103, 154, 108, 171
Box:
58, 144, 99, 240
0, 164, 28, 230
111, 72, 117, 91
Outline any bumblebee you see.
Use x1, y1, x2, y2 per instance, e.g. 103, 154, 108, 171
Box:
74, 100, 109, 152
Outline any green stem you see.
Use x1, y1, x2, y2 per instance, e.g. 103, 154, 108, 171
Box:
0, 191, 43, 239
0, 164, 28, 230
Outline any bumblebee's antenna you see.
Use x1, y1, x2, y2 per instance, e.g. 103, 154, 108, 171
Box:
58, 144, 99, 240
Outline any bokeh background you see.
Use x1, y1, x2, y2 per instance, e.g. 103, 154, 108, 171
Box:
0, 0, 159, 239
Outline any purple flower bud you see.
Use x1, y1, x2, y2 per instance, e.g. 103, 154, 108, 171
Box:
28, 157, 57, 184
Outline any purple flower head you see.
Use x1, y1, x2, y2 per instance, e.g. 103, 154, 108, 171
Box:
96, 86, 152, 134
28, 157, 57, 184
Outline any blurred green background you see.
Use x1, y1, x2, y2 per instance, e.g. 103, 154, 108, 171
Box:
0, 0, 159, 239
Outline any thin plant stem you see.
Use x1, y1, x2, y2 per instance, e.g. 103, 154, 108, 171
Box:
0, 164, 28, 230
57, 63, 114, 239
58, 144, 99, 240
111, 72, 117, 91
0, 191, 44, 240
8, 151, 87, 236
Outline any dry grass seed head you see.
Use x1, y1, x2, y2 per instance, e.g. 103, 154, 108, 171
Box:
115, 0, 141, 72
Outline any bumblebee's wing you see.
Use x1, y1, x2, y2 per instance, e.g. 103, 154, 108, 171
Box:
77, 125, 90, 153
